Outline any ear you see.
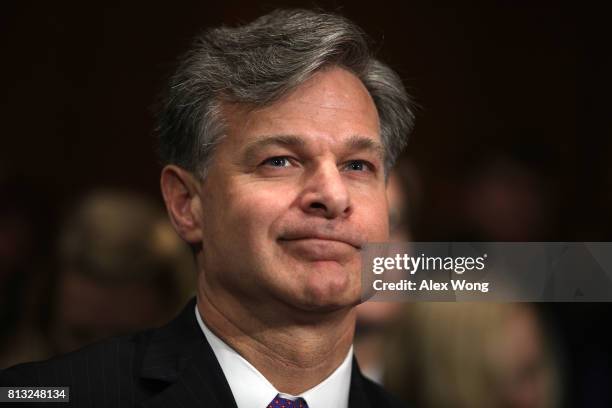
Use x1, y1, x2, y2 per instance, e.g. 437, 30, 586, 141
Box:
160, 165, 203, 245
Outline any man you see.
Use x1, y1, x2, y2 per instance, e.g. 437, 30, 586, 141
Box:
1, 9, 414, 407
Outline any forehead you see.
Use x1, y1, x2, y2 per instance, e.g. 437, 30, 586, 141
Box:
220, 67, 381, 150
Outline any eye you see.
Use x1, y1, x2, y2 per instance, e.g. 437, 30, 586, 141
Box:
344, 160, 373, 172
261, 156, 292, 167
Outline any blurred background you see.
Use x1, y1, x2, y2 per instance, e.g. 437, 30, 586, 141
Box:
1, 2, 610, 407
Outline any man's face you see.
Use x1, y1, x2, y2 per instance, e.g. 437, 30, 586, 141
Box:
197, 67, 388, 312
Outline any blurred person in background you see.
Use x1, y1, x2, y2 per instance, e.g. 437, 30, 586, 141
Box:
48, 190, 194, 355
384, 303, 560, 408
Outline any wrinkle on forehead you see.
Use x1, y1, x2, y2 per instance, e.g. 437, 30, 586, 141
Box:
228, 67, 377, 122
219, 66, 381, 154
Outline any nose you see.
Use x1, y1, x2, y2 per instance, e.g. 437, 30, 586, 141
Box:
298, 163, 352, 219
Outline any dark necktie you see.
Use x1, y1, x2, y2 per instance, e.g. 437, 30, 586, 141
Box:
267, 394, 309, 408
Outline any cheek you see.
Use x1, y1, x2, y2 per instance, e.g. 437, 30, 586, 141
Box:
218, 182, 292, 243
354, 192, 389, 241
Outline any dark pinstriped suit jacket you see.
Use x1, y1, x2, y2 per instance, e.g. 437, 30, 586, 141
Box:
1, 298, 406, 408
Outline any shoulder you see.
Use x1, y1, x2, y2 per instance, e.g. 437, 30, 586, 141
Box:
1, 330, 151, 388
350, 357, 409, 408
358, 375, 409, 408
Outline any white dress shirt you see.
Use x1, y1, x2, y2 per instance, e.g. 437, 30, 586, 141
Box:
195, 305, 353, 408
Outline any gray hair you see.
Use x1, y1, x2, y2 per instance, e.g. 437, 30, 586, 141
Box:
157, 9, 415, 177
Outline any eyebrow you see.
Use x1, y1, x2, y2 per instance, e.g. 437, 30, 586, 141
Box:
242, 134, 385, 163
344, 135, 385, 161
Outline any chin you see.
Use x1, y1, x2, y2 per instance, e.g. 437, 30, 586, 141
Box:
300, 270, 361, 311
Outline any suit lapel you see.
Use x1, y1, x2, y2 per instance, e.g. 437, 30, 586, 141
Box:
348, 358, 373, 408
138, 298, 237, 408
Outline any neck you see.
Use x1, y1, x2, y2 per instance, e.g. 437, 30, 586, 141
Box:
196, 281, 356, 395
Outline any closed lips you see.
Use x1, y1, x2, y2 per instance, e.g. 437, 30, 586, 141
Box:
278, 231, 363, 250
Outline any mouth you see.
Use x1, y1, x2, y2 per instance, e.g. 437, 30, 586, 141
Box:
278, 231, 363, 250
278, 238, 356, 262
277, 231, 363, 264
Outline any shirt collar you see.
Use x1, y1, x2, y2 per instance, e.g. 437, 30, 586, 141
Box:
195, 304, 352, 408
